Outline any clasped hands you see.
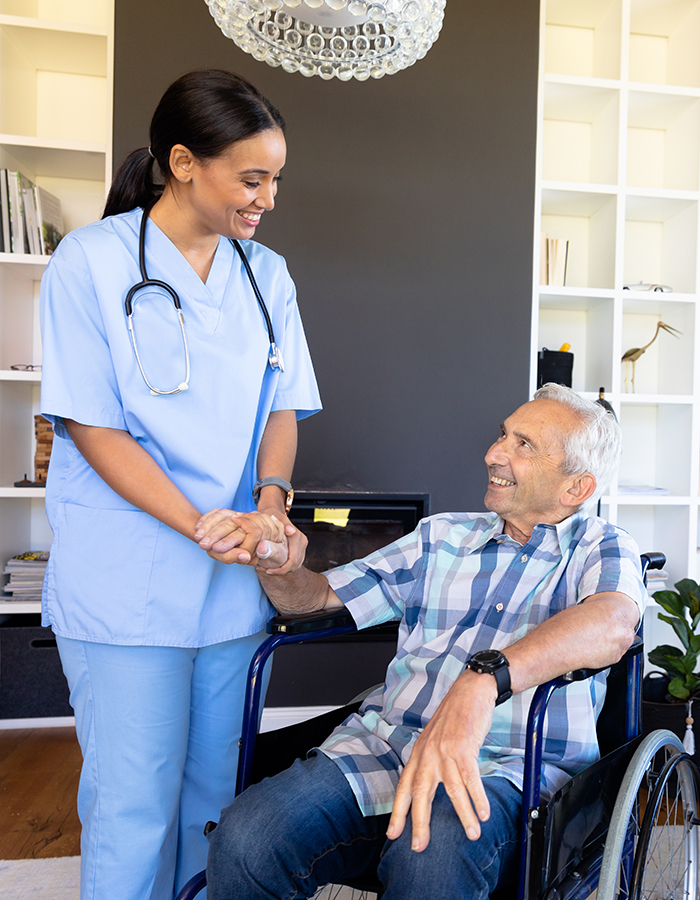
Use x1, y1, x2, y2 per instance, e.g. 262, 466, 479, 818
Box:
193, 507, 305, 574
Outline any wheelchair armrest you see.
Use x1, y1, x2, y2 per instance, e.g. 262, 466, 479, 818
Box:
267, 605, 357, 635
558, 634, 644, 683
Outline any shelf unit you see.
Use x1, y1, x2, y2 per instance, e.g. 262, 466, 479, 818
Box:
531, 0, 700, 658
0, 0, 113, 616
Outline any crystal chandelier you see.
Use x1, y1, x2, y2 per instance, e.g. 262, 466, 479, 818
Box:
205, 1, 446, 81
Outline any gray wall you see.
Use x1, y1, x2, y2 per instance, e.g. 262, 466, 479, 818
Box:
113, 1, 540, 514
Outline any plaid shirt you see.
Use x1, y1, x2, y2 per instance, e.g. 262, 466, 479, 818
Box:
321, 512, 646, 817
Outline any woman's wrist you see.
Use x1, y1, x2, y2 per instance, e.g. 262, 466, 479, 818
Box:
257, 483, 290, 516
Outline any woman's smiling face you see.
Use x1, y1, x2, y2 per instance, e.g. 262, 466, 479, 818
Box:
177, 127, 287, 241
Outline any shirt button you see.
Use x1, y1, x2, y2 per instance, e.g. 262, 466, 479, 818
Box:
520, 554, 528, 563
496, 603, 504, 612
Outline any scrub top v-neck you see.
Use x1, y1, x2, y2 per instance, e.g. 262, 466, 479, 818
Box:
40, 208, 322, 648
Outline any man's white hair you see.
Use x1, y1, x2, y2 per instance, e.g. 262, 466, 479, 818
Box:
533, 382, 622, 508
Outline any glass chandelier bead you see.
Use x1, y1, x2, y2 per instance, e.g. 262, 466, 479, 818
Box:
204, 0, 445, 81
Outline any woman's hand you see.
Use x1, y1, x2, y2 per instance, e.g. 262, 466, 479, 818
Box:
194, 509, 285, 565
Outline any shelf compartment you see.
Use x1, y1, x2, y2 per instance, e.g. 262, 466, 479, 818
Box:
537, 292, 614, 393
618, 403, 692, 496
544, 0, 622, 79
0, 3, 112, 30
617, 504, 690, 586
627, 91, 700, 191
0, 20, 108, 142
620, 298, 694, 396
0, 134, 106, 181
541, 188, 617, 288
623, 195, 697, 294
543, 81, 619, 183
630, 0, 700, 88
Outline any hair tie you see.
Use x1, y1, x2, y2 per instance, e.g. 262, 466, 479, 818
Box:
147, 146, 155, 159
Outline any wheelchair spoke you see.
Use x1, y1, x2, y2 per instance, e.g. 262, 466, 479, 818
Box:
633, 763, 699, 900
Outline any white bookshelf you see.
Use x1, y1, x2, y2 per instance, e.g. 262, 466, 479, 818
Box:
0, 0, 113, 615
532, 0, 700, 657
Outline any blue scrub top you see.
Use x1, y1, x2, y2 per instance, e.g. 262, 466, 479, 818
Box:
40, 208, 321, 647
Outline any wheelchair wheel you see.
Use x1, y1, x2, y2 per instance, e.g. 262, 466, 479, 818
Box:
597, 729, 700, 900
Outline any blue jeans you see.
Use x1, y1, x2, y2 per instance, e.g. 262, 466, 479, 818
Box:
206, 753, 521, 899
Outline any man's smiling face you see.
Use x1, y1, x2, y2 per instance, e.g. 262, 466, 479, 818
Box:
483, 399, 586, 544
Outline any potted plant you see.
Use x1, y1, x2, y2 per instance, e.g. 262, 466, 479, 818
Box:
643, 577, 700, 754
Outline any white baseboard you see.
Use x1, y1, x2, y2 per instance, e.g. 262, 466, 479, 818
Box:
0, 707, 338, 732
0, 716, 75, 729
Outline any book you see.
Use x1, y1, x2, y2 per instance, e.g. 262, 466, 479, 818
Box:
21, 175, 40, 255
34, 186, 64, 255
547, 238, 569, 287
7, 170, 25, 254
0, 171, 9, 253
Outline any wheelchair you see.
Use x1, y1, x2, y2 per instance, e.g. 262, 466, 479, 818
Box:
176, 551, 700, 900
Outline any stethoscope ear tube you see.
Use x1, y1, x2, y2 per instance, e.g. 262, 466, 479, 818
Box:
231, 239, 284, 373
124, 208, 282, 396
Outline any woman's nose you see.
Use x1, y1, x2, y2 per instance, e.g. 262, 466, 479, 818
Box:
256, 183, 276, 211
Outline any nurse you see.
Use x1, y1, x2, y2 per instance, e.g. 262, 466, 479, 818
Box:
39, 70, 321, 900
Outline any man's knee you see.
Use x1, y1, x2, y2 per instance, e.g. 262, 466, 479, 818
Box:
378, 781, 521, 899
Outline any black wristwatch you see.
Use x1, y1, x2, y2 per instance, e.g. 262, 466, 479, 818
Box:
466, 649, 512, 706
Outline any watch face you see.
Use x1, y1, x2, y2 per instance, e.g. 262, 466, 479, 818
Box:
474, 649, 503, 665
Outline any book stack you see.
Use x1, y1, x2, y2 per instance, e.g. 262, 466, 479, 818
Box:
0, 169, 64, 256
34, 415, 54, 483
2, 550, 49, 601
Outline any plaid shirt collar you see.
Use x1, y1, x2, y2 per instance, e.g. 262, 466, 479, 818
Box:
468, 510, 586, 554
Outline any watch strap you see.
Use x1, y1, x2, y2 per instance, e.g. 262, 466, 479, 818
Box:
252, 477, 294, 513
491, 664, 512, 706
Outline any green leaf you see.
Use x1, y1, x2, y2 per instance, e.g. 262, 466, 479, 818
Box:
675, 579, 700, 618
648, 645, 687, 678
654, 591, 687, 618
668, 677, 690, 701
658, 613, 691, 649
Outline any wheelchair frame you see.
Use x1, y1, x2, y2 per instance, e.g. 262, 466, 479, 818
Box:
176, 551, 700, 900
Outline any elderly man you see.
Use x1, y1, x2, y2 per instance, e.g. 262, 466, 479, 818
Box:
202, 383, 645, 900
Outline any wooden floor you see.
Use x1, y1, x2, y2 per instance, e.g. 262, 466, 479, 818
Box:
0, 727, 81, 859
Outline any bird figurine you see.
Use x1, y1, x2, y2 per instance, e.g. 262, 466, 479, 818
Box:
622, 320, 682, 392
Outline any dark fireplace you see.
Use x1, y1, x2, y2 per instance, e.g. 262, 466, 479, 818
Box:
265, 491, 430, 708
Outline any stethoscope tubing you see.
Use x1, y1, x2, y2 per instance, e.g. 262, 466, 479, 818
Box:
125, 206, 282, 396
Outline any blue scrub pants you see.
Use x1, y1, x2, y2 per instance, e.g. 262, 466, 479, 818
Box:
57, 632, 267, 900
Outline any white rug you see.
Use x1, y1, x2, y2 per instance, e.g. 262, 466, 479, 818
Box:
0, 858, 370, 900
0, 857, 80, 899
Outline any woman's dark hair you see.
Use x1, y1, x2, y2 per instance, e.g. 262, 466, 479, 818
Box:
103, 70, 285, 218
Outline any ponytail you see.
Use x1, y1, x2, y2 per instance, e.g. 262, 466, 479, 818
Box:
102, 148, 161, 219
102, 70, 285, 221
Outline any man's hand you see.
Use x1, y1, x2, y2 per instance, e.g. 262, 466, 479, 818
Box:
386, 670, 498, 853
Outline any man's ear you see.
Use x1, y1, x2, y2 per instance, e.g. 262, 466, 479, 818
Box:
562, 473, 597, 508
168, 144, 196, 184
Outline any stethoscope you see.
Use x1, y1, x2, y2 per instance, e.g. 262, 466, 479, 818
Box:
125, 207, 284, 396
